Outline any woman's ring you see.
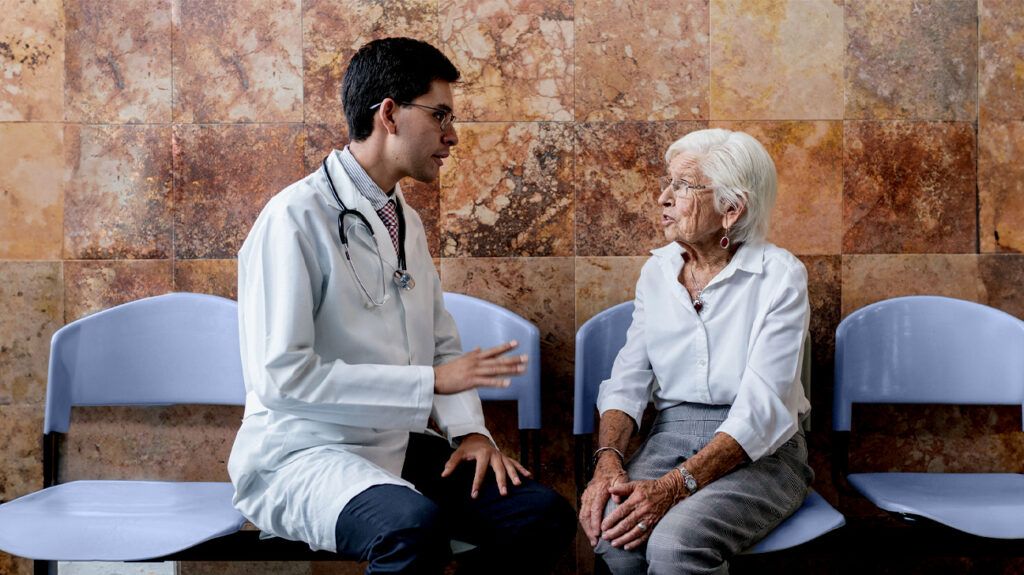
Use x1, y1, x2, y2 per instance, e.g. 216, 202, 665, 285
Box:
637, 521, 648, 532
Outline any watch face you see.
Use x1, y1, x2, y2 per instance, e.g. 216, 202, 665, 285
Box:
685, 477, 698, 492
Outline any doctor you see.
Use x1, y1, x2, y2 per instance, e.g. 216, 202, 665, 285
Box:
228, 37, 575, 574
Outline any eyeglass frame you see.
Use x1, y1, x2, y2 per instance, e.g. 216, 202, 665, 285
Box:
369, 100, 457, 133
658, 176, 715, 201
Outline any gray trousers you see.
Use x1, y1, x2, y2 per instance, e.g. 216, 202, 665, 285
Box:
595, 403, 812, 575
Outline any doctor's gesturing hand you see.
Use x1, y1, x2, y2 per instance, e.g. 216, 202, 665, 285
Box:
433, 340, 527, 395
442, 433, 532, 499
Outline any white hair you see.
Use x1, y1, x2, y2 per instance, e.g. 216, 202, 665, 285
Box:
664, 128, 777, 245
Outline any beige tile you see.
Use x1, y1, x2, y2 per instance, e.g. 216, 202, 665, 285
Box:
980, 0, 1024, 121
0, 406, 43, 501
710, 0, 843, 120
840, 254, 984, 318
0, 0, 64, 121
0, 262, 62, 406
174, 259, 238, 300
979, 120, 1024, 253
441, 0, 573, 121
64, 260, 174, 322
0, 123, 63, 259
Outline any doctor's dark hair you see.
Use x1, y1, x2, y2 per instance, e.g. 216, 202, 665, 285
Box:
342, 38, 460, 142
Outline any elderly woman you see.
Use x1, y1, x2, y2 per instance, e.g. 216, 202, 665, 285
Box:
579, 128, 813, 574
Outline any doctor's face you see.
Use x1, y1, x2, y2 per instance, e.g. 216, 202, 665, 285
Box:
395, 79, 459, 183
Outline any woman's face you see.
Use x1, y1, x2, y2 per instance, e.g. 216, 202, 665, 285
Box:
658, 153, 724, 246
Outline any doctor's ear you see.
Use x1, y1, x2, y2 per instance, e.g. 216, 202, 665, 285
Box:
376, 99, 399, 136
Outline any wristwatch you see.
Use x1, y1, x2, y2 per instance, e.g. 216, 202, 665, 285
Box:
676, 464, 699, 495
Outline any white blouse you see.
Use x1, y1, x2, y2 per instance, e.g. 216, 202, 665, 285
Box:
596, 241, 811, 461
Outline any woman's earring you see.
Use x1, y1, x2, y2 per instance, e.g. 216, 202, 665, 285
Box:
720, 230, 730, 249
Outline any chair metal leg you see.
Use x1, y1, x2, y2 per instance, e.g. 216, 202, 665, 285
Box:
33, 560, 55, 575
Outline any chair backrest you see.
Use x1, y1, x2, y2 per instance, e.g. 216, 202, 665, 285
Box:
833, 295, 1024, 432
44, 293, 246, 434
574, 301, 813, 436
443, 292, 542, 430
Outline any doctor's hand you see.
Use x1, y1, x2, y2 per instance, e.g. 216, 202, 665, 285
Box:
442, 433, 532, 499
433, 341, 527, 395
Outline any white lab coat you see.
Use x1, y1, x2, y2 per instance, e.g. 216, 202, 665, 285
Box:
228, 150, 492, 552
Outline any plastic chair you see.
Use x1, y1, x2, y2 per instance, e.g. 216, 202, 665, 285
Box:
574, 301, 845, 554
0, 293, 248, 564
834, 295, 1024, 539
443, 292, 542, 473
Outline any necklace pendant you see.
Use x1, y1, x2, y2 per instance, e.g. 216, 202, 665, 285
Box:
693, 297, 704, 313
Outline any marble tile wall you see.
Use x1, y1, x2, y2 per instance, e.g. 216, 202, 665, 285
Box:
1, 1, 1022, 574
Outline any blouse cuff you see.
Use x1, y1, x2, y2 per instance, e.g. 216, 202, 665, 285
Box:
716, 417, 769, 462
597, 397, 647, 431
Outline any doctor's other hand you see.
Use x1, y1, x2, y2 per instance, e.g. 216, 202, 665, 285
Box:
442, 433, 532, 499
433, 341, 527, 395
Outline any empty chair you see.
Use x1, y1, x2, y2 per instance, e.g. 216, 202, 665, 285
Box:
0, 293, 248, 563
575, 301, 844, 555
834, 295, 1024, 539
443, 292, 542, 473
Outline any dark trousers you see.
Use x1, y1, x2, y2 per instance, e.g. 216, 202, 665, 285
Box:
334, 432, 576, 574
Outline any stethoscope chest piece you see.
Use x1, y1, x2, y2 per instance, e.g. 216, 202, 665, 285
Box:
393, 270, 415, 291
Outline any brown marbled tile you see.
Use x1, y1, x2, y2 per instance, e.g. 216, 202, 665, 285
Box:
798, 255, 840, 432
0, 552, 32, 575
180, 562, 311, 575
173, 124, 305, 259
441, 257, 575, 501
979, 120, 1024, 253
302, 0, 438, 125
850, 405, 1024, 474
842, 121, 976, 254
311, 564, 364, 575
64, 259, 174, 322
0, 406, 43, 500
575, 121, 706, 257
308, 124, 444, 257
574, 256, 646, 329
845, 0, 978, 121
174, 259, 238, 300
65, 0, 171, 123
441, 122, 573, 257
712, 121, 843, 255
980, 0, 1024, 121
0, 123, 63, 259
979, 254, 1024, 320
0, 0, 63, 121
61, 405, 242, 482
441, 0, 573, 122
710, 0, 843, 120
0, 262, 62, 406
172, 0, 302, 123
840, 254, 984, 318
575, 0, 708, 121
64, 124, 173, 259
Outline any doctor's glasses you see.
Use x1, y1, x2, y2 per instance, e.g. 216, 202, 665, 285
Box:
370, 101, 457, 133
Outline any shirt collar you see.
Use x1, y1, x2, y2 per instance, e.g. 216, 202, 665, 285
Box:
651, 240, 766, 279
338, 146, 394, 211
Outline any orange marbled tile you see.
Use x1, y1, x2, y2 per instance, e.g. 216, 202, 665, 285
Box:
303, 0, 438, 125
174, 259, 238, 300
575, 0, 709, 122
0, 123, 63, 259
0, 262, 62, 406
0, 552, 32, 575
440, 256, 575, 500
0, 0, 63, 121
712, 121, 843, 255
575, 121, 706, 257
980, 121, 1024, 254
574, 256, 646, 329
842, 121, 976, 254
172, 0, 302, 123
840, 254, 985, 318
980, 0, 1024, 121
172, 124, 305, 259
302, 123, 349, 173
63, 259, 173, 322
798, 255, 840, 378
64, 125, 173, 259
183, 563, 313, 575
441, 122, 573, 257
0, 406, 43, 500
65, 0, 172, 123
710, 0, 843, 121
62, 405, 242, 482
845, 0, 977, 121
441, 0, 573, 122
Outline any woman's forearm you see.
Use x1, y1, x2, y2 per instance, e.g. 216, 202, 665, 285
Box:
680, 432, 748, 488
594, 409, 636, 470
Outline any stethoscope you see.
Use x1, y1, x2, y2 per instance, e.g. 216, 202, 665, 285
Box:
322, 157, 415, 307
